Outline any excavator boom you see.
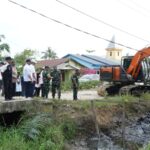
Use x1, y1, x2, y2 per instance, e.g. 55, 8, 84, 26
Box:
98, 47, 150, 96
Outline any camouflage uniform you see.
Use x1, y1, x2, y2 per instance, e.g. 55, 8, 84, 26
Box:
42, 70, 50, 98
71, 71, 79, 100
51, 68, 61, 99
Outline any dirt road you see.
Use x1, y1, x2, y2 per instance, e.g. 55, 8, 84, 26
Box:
50, 89, 101, 100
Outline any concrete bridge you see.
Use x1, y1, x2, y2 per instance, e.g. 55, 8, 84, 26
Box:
0, 99, 53, 114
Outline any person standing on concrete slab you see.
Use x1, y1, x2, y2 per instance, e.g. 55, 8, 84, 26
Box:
30, 59, 36, 96
1, 57, 13, 100
51, 66, 61, 99
23, 59, 33, 99
71, 69, 79, 100
12, 61, 17, 97
42, 66, 51, 99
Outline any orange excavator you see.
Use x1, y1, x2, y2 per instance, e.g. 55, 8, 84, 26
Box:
98, 47, 150, 96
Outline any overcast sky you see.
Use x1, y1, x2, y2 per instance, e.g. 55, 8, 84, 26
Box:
1, 0, 150, 58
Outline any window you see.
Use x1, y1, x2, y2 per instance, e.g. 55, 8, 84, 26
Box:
110, 52, 112, 56
118, 52, 119, 56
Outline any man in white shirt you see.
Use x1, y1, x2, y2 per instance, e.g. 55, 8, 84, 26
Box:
30, 59, 36, 96
23, 59, 33, 98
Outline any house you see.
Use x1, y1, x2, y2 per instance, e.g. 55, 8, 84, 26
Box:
63, 54, 119, 74
36, 58, 79, 82
36, 53, 119, 82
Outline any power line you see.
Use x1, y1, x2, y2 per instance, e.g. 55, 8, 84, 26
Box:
117, 0, 150, 18
55, 0, 150, 43
8, 0, 138, 51
126, 0, 150, 14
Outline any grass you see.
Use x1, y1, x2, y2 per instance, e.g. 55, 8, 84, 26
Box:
0, 113, 77, 150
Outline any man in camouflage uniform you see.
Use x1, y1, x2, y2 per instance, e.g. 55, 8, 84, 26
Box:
42, 66, 51, 99
51, 66, 61, 99
71, 69, 79, 100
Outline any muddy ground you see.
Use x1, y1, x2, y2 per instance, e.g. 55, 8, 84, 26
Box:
53, 101, 150, 150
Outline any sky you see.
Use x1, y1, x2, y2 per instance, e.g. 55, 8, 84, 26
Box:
1, 0, 150, 59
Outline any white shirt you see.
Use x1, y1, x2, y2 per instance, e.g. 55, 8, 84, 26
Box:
30, 64, 36, 81
23, 64, 32, 82
39, 70, 43, 85
0, 63, 8, 73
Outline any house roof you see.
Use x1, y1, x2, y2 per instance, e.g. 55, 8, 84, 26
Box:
82, 55, 120, 65
36, 58, 68, 68
63, 54, 119, 69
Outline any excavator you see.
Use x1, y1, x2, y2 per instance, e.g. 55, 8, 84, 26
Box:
98, 47, 150, 96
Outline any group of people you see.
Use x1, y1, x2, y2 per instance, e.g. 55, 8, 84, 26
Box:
0, 56, 80, 101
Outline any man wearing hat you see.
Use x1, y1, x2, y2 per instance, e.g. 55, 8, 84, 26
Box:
1, 57, 13, 100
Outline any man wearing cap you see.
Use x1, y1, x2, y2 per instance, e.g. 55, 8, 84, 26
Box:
1, 57, 13, 100
23, 59, 33, 99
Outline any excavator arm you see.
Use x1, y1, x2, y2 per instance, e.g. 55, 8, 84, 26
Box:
127, 47, 150, 80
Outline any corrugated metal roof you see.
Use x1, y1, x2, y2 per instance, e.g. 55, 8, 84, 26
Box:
63, 54, 114, 69
82, 55, 120, 66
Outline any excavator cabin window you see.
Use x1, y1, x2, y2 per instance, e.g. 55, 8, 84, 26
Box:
121, 56, 133, 70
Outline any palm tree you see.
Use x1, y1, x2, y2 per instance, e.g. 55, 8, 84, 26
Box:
42, 47, 58, 60
0, 35, 10, 52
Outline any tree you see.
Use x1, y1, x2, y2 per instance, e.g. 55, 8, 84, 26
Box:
0, 35, 10, 52
41, 47, 58, 60
14, 49, 36, 72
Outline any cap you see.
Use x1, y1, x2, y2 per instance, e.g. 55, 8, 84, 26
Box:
45, 65, 49, 69
5, 56, 12, 61
26, 58, 31, 62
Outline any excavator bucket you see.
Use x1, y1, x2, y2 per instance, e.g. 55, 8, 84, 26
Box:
97, 83, 109, 96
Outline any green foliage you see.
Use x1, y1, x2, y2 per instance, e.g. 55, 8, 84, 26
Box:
0, 113, 77, 150
14, 49, 36, 72
40, 126, 64, 150
21, 113, 52, 140
41, 47, 58, 60
79, 80, 99, 90
0, 43, 9, 52
62, 80, 99, 91
140, 93, 150, 101
61, 119, 77, 140
0, 35, 10, 59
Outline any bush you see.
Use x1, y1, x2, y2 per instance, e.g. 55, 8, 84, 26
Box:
62, 80, 99, 91
61, 119, 77, 140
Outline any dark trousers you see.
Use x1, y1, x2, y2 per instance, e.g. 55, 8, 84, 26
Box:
3, 79, 12, 100
41, 84, 44, 97
24, 81, 33, 98
73, 87, 78, 100
34, 87, 41, 97
52, 84, 61, 99
12, 83, 16, 97
31, 82, 35, 96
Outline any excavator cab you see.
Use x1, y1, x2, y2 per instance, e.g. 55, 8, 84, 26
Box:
100, 57, 131, 83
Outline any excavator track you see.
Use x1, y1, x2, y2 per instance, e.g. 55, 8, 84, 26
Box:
119, 85, 150, 96
97, 83, 121, 96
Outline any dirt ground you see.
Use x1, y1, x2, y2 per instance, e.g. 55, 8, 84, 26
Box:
50, 89, 101, 100
0, 89, 102, 101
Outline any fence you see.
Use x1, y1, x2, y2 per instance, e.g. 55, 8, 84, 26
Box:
90, 97, 150, 150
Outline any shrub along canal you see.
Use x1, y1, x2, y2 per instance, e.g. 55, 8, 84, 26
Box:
0, 96, 150, 150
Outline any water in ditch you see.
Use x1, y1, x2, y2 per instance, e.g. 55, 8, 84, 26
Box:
70, 112, 150, 150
